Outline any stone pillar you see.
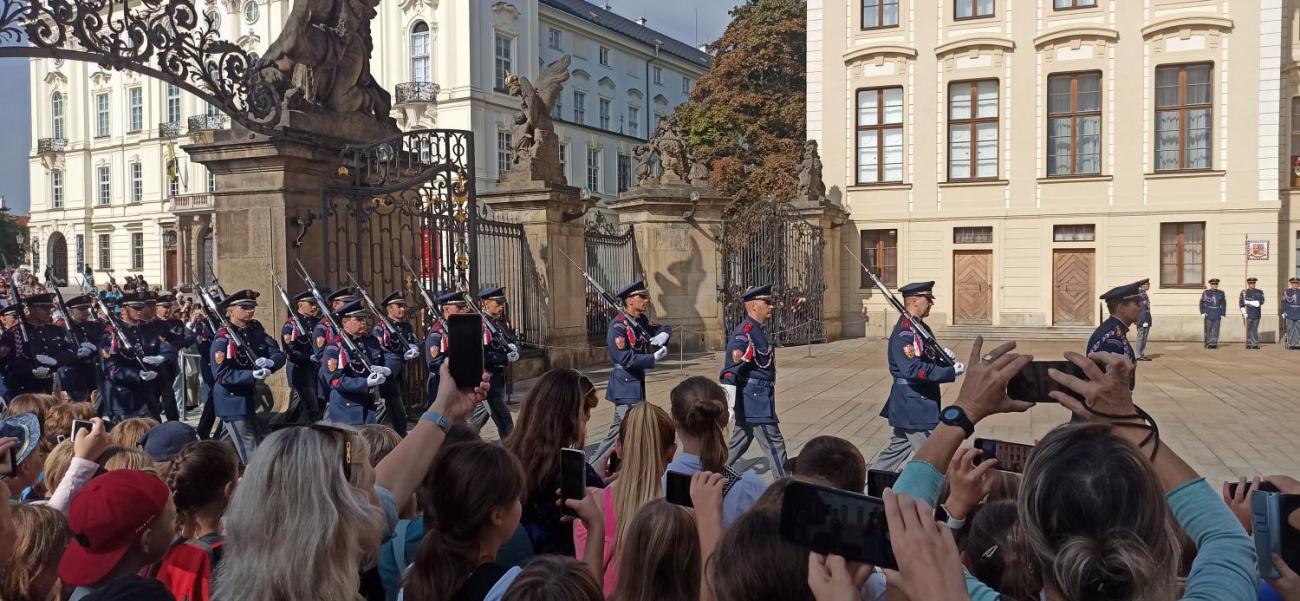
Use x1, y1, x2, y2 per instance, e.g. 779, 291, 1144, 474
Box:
479, 181, 590, 369
608, 187, 731, 352
792, 200, 851, 342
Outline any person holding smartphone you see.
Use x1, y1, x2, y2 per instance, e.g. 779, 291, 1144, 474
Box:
720, 284, 787, 478
591, 280, 670, 468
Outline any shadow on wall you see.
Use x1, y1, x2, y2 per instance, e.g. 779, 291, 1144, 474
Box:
655, 234, 709, 351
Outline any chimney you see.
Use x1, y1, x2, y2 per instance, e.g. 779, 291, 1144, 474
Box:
635, 17, 647, 26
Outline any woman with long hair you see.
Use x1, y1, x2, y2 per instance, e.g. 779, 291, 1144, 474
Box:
665, 376, 766, 525
0, 503, 71, 601
608, 499, 700, 601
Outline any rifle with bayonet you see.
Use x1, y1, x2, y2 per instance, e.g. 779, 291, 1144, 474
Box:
86, 265, 148, 370
271, 273, 307, 351
194, 281, 259, 365
400, 256, 450, 334
43, 267, 81, 346
842, 243, 954, 368
556, 248, 660, 353
347, 272, 404, 345
294, 259, 374, 371
8, 268, 30, 345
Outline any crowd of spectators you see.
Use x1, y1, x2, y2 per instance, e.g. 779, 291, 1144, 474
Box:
0, 342, 1297, 601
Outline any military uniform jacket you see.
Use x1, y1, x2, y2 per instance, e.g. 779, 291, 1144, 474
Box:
483, 316, 516, 375
0, 326, 42, 399
155, 318, 196, 354
1240, 289, 1266, 320
720, 316, 777, 424
1282, 289, 1300, 320
1087, 315, 1136, 390
1138, 292, 1153, 326
606, 313, 668, 404
321, 333, 395, 421
192, 319, 217, 385
880, 315, 958, 430
283, 314, 322, 367
101, 322, 169, 418
312, 321, 339, 362
372, 321, 416, 395
424, 321, 448, 375
1199, 290, 1228, 320
23, 322, 77, 394
211, 321, 285, 421
58, 319, 107, 395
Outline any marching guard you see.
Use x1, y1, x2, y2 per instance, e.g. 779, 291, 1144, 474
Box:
282, 289, 324, 423
1135, 280, 1153, 361
1283, 277, 1300, 350
470, 287, 519, 438
190, 292, 221, 439
373, 292, 421, 436
57, 295, 105, 403
0, 303, 49, 402
422, 290, 467, 406
19, 293, 77, 396
1199, 278, 1227, 349
593, 280, 670, 466
101, 292, 170, 421
720, 285, 787, 478
211, 290, 285, 464
314, 288, 357, 401
1240, 277, 1265, 350
321, 299, 398, 426
153, 293, 196, 421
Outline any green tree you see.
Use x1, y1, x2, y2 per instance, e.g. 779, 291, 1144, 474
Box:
673, 0, 806, 202
0, 206, 28, 267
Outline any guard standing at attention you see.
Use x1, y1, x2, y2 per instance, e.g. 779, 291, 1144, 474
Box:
1240, 277, 1265, 350
1199, 278, 1227, 349
592, 280, 670, 466
868, 282, 963, 472
1135, 280, 1153, 361
211, 290, 285, 464
57, 295, 105, 403
1282, 277, 1300, 350
282, 289, 323, 423
373, 292, 421, 436
720, 285, 787, 478
423, 290, 467, 406
101, 292, 170, 421
470, 287, 520, 438
321, 299, 395, 425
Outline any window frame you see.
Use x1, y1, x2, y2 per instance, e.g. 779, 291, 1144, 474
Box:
598, 97, 611, 130
586, 146, 601, 193
859, 229, 898, 288
410, 21, 431, 84
1053, 224, 1096, 242
954, 0, 995, 20
1053, 0, 1097, 9
617, 153, 632, 193
599, 46, 611, 67
653, 66, 663, 85
497, 130, 513, 180
131, 232, 144, 270
628, 106, 640, 137
51, 92, 64, 139
947, 79, 1000, 182
128, 87, 143, 133
1158, 221, 1206, 288
97, 233, 112, 270
861, 0, 900, 30
51, 169, 63, 208
1154, 62, 1214, 172
681, 77, 692, 94
558, 142, 568, 180
855, 86, 905, 185
547, 27, 561, 50
953, 226, 994, 244
493, 33, 513, 92
96, 165, 111, 206
95, 92, 110, 138
166, 84, 181, 125
130, 162, 143, 203
573, 90, 586, 124
1046, 70, 1103, 177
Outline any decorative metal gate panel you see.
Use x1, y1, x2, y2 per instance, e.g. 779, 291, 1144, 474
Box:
584, 222, 638, 342
477, 218, 543, 345
719, 199, 825, 347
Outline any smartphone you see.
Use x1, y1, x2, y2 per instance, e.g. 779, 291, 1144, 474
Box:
70, 419, 94, 443
779, 480, 898, 570
446, 313, 485, 389
1227, 480, 1281, 498
1006, 360, 1087, 403
666, 470, 693, 507
973, 438, 1034, 474
1253, 491, 1283, 579
866, 469, 900, 498
559, 448, 587, 517
0, 445, 14, 478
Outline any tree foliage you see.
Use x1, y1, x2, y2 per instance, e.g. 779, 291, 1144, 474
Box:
0, 206, 26, 268
673, 0, 806, 202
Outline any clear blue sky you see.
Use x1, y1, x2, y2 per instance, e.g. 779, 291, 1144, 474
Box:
0, 0, 737, 216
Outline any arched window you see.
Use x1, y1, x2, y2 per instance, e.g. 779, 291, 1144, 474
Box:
411, 22, 431, 84
51, 92, 64, 139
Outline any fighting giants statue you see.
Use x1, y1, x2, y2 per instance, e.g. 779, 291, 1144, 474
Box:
501, 55, 572, 186
630, 119, 712, 191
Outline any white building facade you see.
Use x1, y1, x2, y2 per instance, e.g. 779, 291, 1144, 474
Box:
26, 0, 709, 287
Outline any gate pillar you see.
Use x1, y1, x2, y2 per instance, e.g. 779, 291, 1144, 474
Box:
608, 188, 732, 352
792, 199, 851, 342
480, 182, 590, 369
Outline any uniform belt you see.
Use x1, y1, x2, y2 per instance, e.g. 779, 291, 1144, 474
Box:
895, 378, 915, 385
742, 376, 774, 385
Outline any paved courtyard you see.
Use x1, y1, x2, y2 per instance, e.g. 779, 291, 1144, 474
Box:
486, 336, 1300, 485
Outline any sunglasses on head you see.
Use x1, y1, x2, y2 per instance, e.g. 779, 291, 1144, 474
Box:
307, 423, 356, 482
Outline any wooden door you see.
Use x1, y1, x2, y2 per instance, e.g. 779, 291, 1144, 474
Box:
953, 251, 993, 324
164, 249, 177, 289
1052, 249, 1094, 325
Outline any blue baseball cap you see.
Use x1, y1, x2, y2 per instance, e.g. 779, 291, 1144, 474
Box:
137, 421, 200, 462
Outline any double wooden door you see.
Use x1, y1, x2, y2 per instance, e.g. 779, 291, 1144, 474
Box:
1052, 249, 1095, 325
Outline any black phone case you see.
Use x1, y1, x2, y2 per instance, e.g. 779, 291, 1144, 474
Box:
446, 314, 485, 389
559, 449, 586, 517
1006, 360, 1087, 403
779, 480, 898, 570
666, 471, 694, 507
866, 469, 900, 498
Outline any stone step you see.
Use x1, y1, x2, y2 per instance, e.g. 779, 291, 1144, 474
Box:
932, 324, 1096, 341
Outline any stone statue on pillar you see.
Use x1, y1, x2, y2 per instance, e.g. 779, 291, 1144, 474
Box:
501, 55, 573, 187
797, 140, 827, 203
628, 120, 712, 193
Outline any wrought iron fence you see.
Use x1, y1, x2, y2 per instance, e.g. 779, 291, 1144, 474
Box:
37, 138, 66, 153
476, 218, 543, 345
158, 122, 181, 138
585, 225, 638, 342
396, 82, 440, 104
188, 114, 228, 132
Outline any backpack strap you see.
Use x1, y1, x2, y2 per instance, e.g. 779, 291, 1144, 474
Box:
720, 466, 744, 498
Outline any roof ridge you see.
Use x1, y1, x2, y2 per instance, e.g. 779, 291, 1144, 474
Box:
538, 0, 713, 67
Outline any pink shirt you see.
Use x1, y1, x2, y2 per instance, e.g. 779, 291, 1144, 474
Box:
573, 485, 619, 596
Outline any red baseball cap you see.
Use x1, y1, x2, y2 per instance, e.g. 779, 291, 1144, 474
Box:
59, 470, 171, 587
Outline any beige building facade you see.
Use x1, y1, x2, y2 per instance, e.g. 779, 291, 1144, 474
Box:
811, 0, 1300, 342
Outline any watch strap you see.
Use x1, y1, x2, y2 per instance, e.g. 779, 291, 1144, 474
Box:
420, 410, 450, 433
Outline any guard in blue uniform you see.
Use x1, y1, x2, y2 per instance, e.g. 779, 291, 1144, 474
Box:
373, 292, 420, 436
282, 289, 324, 424
56, 295, 105, 402
153, 293, 195, 421
321, 299, 396, 426
720, 285, 787, 478
313, 288, 356, 402
0, 303, 44, 402
1283, 277, 1300, 350
1239, 277, 1265, 350
1199, 278, 1227, 349
1087, 280, 1143, 390
19, 294, 78, 395
470, 287, 520, 438
592, 280, 670, 466
211, 290, 285, 464
101, 293, 171, 421
422, 290, 467, 405
191, 301, 220, 439
868, 282, 962, 472
1135, 280, 1153, 361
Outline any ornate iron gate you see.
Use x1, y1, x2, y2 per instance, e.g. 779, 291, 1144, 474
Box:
718, 199, 825, 347
584, 220, 638, 342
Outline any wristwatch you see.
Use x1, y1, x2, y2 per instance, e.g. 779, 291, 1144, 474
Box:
939, 405, 975, 438
420, 410, 451, 433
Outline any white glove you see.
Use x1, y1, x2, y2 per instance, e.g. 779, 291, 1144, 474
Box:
1201, 314, 1207, 318
403, 345, 419, 361
142, 355, 166, 366
651, 332, 670, 347
77, 342, 97, 358
1247, 300, 1261, 308
942, 347, 955, 360
653, 347, 668, 361
506, 350, 520, 363
366, 372, 386, 387
254, 357, 274, 369
1141, 323, 1149, 328
139, 370, 158, 381
1241, 308, 1248, 316
31, 366, 51, 378
35, 354, 57, 367
370, 365, 392, 377
953, 362, 966, 376
252, 368, 270, 380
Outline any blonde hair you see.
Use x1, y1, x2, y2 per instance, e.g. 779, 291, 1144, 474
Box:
98, 446, 155, 472
3, 393, 55, 425
358, 424, 402, 467
214, 426, 385, 601
0, 504, 71, 601
42, 439, 75, 493
613, 403, 675, 547
109, 416, 160, 449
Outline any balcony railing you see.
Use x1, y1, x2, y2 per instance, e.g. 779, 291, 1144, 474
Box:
37, 138, 67, 153
158, 121, 181, 138
395, 81, 440, 105
188, 114, 228, 133
166, 193, 214, 214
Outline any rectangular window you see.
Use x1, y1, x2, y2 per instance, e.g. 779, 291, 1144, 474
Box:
30, 238, 38, 273
128, 87, 143, 132
862, 0, 899, 29
954, 226, 993, 244
494, 33, 512, 91
131, 232, 144, 270
1047, 72, 1102, 176
682, 77, 692, 94
51, 170, 63, 208
207, 170, 217, 193
599, 46, 611, 67
856, 87, 904, 184
98, 234, 112, 270
552, 94, 563, 120
653, 66, 663, 85
559, 142, 568, 179
166, 84, 181, 124
586, 147, 601, 192
1053, 224, 1096, 242
1296, 231, 1300, 279
548, 27, 561, 50
1159, 222, 1205, 287
955, 0, 994, 19
599, 98, 611, 129
1054, 0, 1096, 7
1155, 63, 1212, 171
628, 106, 639, 137
75, 234, 84, 272
497, 131, 513, 180
617, 153, 632, 193
860, 229, 898, 288
948, 80, 999, 180
131, 162, 143, 202
1291, 98, 1300, 187
97, 165, 111, 205
168, 173, 180, 197
573, 91, 586, 123
95, 92, 110, 137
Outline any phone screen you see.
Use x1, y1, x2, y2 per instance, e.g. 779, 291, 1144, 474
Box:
1006, 360, 1087, 403
780, 480, 898, 570
446, 314, 485, 389
666, 470, 693, 507
866, 469, 900, 498
71, 419, 94, 443
560, 448, 586, 517
973, 438, 1034, 474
